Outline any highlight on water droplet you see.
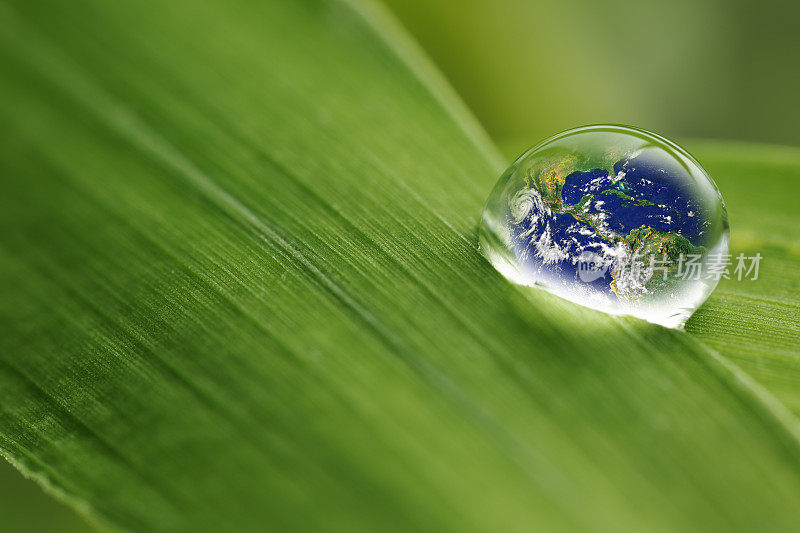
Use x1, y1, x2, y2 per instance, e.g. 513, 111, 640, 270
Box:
479, 125, 729, 328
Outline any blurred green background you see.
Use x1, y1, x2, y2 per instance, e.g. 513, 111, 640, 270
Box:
0, 459, 99, 532
3, 0, 799, 530
385, 0, 800, 155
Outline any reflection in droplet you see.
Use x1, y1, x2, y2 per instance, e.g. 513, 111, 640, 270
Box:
480, 125, 729, 328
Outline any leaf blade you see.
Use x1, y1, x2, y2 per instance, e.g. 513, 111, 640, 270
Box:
2, 1, 800, 532
687, 142, 800, 414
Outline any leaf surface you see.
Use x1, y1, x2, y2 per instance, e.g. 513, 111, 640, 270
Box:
686, 142, 800, 414
1, 1, 800, 531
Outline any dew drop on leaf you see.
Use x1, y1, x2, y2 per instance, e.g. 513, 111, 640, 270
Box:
480, 125, 729, 328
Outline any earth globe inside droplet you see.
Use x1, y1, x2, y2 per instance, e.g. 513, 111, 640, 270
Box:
479, 125, 729, 328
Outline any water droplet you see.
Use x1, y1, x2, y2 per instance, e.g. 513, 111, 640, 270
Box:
480, 125, 729, 328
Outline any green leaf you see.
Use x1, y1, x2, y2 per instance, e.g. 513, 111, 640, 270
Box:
686, 142, 800, 414
1, 1, 800, 532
